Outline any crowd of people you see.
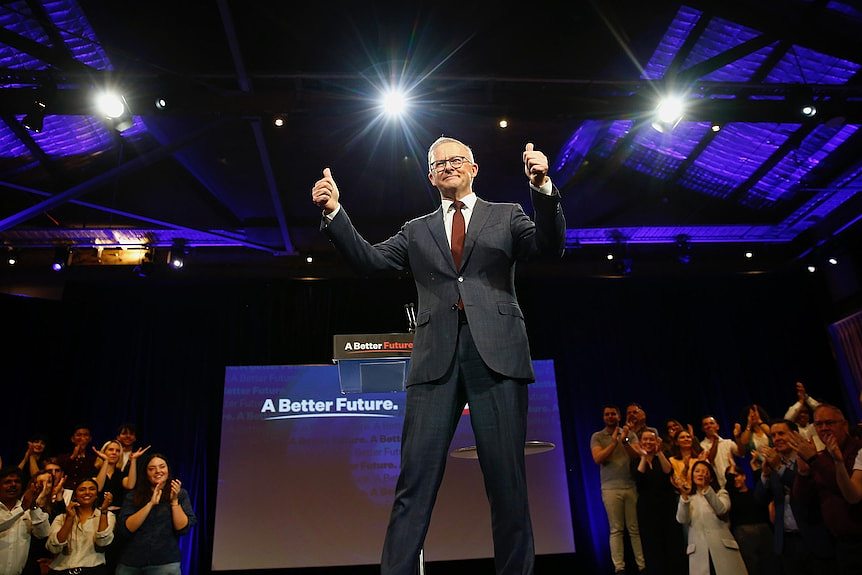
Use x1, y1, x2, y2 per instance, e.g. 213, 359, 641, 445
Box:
591, 382, 862, 575
0, 423, 196, 575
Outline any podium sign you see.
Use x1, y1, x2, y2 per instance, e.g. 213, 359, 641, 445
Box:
333, 333, 414, 393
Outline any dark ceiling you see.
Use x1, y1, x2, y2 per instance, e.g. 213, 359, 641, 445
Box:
1, 0, 862, 288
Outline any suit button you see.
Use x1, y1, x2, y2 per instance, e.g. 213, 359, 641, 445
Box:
457, 276, 464, 282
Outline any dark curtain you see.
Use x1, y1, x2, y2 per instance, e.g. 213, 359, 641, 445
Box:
2, 267, 852, 574
830, 309, 862, 422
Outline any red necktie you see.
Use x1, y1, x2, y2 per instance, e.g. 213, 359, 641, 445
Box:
451, 200, 465, 269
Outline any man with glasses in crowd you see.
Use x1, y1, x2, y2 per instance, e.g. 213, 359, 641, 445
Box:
312, 136, 566, 575
791, 404, 862, 574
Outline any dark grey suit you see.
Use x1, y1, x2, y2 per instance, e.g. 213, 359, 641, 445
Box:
323, 187, 565, 575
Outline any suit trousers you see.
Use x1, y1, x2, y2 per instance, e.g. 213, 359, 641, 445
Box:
380, 317, 535, 575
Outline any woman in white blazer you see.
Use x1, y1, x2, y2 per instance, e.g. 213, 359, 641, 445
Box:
676, 460, 748, 575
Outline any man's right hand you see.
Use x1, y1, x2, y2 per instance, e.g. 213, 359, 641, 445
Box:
312, 167, 340, 214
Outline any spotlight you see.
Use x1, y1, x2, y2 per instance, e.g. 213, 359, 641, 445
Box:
828, 257, 838, 265
710, 123, 721, 132
169, 240, 187, 270
5, 247, 17, 266
498, 119, 509, 129
51, 246, 69, 272
806, 265, 816, 273
273, 114, 287, 127
801, 105, 817, 118
305, 255, 313, 264
651, 95, 685, 133
744, 251, 753, 259
155, 97, 167, 110
380, 87, 408, 119
95, 91, 133, 132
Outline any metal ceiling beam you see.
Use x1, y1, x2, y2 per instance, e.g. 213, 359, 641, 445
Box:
677, 35, 776, 84
0, 24, 93, 76
0, 118, 228, 232
217, 0, 294, 255
0, 179, 281, 253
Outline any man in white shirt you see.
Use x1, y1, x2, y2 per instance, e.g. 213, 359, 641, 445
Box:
700, 415, 740, 488
785, 381, 824, 451
0, 467, 50, 575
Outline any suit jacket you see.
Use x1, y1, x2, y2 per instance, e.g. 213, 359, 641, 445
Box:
755, 461, 835, 558
323, 187, 565, 385
676, 489, 749, 575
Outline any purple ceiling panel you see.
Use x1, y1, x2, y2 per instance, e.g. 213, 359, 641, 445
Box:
782, 158, 862, 236
765, 45, 860, 84
26, 115, 114, 157
682, 123, 800, 198
827, 1, 862, 22
43, 0, 113, 70
680, 17, 762, 73
635, 121, 712, 160
641, 5, 703, 80
624, 147, 683, 180
0, 125, 32, 159
554, 120, 604, 181
0, 2, 50, 71
593, 120, 633, 158
700, 44, 777, 82
746, 124, 860, 208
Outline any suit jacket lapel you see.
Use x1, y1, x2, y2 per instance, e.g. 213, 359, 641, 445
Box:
425, 206, 454, 270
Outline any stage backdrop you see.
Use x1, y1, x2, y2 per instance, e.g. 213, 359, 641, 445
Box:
211, 360, 573, 571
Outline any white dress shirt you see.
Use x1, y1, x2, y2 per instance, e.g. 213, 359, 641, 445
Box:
0, 499, 50, 575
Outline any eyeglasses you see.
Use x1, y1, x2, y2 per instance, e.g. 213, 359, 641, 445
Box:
813, 419, 844, 428
430, 156, 470, 172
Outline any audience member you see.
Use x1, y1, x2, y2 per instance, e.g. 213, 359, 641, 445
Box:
700, 415, 740, 489
831, 436, 862, 503
757, 419, 836, 575
735, 404, 772, 472
669, 428, 704, 493
41, 457, 71, 520
662, 419, 684, 456
633, 429, 686, 575
116, 453, 197, 575
590, 405, 645, 574
675, 460, 749, 575
46, 478, 114, 575
785, 382, 824, 451
116, 423, 140, 473
56, 425, 97, 490
625, 403, 659, 439
792, 404, 862, 574
16, 434, 47, 487
724, 463, 774, 575
0, 467, 50, 575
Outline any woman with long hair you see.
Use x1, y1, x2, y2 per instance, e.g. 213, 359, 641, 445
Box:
116, 453, 196, 575
675, 460, 748, 575
93, 439, 148, 509
668, 428, 705, 493
46, 477, 115, 574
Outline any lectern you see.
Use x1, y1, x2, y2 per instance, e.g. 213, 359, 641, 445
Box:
332, 332, 414, 393
333, 331, 424, 571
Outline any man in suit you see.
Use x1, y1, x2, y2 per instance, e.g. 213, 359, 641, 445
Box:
311, 136, 566, 575
755, 419, 836, 574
